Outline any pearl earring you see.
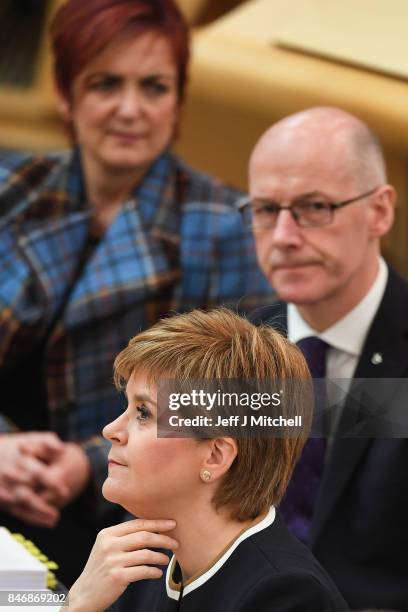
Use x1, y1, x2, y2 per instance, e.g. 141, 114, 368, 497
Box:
201, 470, 212, 482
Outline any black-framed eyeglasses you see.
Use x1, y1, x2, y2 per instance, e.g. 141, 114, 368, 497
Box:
238, 187, 379, 229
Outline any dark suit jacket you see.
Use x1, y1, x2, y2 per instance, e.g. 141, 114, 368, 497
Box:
251, 267, 408, 611
110, 512, 348, 612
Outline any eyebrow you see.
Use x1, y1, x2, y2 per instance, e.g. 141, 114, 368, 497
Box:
294, 191, 332, 199
82, 72, 121, 84
253, 191, 332, 202
85, 71, 176, 81
141, 73, 176, 81
131, 392, 157, 407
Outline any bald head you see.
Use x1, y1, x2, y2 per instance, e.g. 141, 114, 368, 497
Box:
250, 107, 386, 189
248, 106, 396, 330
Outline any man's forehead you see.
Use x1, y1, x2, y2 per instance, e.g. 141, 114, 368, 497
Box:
252, 124, 348, 164
249, 111, 358, 180
249, 140, 353, 198
253, 108, 358, 151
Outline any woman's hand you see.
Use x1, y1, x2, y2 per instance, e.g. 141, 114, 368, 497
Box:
0, 432, 66, 527
68, 518, 178, 612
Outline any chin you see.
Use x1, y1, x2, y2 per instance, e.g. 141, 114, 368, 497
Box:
95, 142, 150, 167
102, 477, 123, 505
273, 282, 323, 305
104, 154, 152, 171
102, 480, 163, 518
102, 482, 138, 515
271, 270, 324, 302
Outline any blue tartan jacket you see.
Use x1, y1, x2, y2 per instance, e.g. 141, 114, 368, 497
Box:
0, 150, 272, 512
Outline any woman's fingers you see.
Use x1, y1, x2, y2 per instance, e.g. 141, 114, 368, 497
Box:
0, 466, 27, 487
96, 520, 178, 556
106, 517, 176, 537
8, 504, 58, 529
0, 485, 14, 504
112, 565, 164, 584
13, 485, 60, 526
122, 530, 179, 552
15, 454, 51, 484
121, 549, 171, 568
69, 521, 176, 611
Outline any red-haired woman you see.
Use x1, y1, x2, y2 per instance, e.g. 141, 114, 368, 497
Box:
0, 0, 271, 586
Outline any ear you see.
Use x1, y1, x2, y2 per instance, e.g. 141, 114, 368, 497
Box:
201, 438, 238, 482
368, 184, 396, 238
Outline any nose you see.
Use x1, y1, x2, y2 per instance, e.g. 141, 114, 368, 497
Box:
271, 209, 303, 249
116, 85, 143, 121
103, 411, 128, 445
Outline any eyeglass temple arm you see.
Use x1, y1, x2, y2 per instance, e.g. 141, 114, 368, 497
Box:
330, 187, 379, 210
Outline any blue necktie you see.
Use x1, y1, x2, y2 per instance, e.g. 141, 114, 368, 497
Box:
279, 336, 328, 542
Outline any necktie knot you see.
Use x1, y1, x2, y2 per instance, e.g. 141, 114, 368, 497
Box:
297, 336, 328, 379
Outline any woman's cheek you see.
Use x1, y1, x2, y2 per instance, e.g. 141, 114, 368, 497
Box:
143, 438, 191, 472
146, 438, 180, 470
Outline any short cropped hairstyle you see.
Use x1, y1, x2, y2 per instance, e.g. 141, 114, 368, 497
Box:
114, 308, 312, 521
50, 0, 190, 102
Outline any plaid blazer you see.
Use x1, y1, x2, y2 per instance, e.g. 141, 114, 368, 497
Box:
0, 150, 272, 511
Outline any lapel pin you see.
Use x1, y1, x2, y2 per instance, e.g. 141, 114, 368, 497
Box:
371, 352, 383, 365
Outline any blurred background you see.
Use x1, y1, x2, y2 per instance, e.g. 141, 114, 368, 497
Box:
1, 0, 408, 274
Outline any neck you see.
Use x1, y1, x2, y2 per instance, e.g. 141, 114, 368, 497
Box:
82, 154, 147, 210
297, 254, 380, 332
166, 499, 254, 582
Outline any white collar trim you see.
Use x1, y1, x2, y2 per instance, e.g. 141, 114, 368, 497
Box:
166, 506, 276, 600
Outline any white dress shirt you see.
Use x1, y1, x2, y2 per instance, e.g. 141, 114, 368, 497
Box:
288, 257, 388, 429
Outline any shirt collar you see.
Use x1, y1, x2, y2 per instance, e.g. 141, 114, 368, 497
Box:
288, 257, 388, 356
166, 506, 276, 601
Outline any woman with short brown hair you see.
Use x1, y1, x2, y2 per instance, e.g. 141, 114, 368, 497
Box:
69, 309, 348, 611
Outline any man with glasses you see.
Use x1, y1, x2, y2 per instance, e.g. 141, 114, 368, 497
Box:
243, 106, 408, 610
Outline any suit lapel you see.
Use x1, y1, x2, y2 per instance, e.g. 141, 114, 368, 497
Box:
16, 152, 182, 331
63, 154, 181, 329
15, 152, 91, 325
260, 273, 408, 546
310, 268, 408, 545
64, 200, 180, 328
19, 211, 91, 320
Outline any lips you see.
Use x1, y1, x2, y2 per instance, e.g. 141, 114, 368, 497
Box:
108, 456, 127, 467
109, 131, 147, 140
272, 262, 321, 271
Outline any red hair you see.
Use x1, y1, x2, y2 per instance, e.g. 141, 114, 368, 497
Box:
50, 0, 190, 102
